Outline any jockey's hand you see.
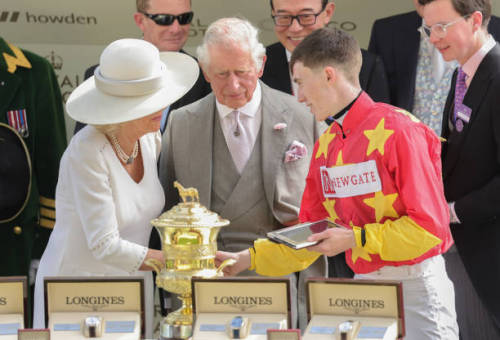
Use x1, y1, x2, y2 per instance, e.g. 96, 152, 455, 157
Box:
215, 250, 251, 276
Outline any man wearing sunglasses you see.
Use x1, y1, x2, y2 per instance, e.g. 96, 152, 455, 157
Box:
369, 3, 500, 338
419, 0, 500, 336
134, 0, 211, 119
74, 0, 210, 135
134, 0, 193, 53
262, 0, 390, 106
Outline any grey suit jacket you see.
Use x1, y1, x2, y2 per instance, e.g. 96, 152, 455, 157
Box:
160, 82, 327, 330
160, 81, 325, 224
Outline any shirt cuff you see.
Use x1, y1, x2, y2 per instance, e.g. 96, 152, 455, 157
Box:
449, 202, 461, 224
249, 247, 256, 271
352, 227, 363, 247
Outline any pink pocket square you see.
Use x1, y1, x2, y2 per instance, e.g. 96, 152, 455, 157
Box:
285, 140, 307, 163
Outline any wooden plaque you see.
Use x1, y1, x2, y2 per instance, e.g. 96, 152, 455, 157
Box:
43, 276, 145, 338
18, 328, 50, 340
267, 328, 301, 340
306, 278, 405, 339
192, 277, 292, 328
0, 276, 27, 327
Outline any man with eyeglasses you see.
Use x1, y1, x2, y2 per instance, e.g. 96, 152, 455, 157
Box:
369, 0, 500, 136
370, 3, 500, 339
74, 0, 210, 135
419, 0, 500, 336
262, 0, 390, 106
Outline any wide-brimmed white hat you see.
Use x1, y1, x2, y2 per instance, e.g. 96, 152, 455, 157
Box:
66, 38, 199, 125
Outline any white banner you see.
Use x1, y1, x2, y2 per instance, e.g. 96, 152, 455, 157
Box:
1, 0, 499, 139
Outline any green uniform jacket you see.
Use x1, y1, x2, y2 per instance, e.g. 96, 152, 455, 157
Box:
0, 37, 66, 277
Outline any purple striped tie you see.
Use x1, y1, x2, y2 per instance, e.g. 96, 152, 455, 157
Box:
453, 68, 468, 131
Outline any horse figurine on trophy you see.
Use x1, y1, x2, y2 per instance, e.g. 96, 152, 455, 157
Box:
173, 181, 199, 203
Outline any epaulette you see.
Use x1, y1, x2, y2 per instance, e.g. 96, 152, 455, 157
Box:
2, 42, 31, 74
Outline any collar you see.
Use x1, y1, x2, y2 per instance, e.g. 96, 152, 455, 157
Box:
462, 34, 495, 80
0, 38, 31, 74
216, 81, 262, 119
326, 90, 362, 126
339, 91, 376, 135
285, 48, 292, 63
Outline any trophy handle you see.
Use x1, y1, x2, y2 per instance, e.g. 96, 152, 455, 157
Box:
215, 258, 237, 276
145, 258, 164, 274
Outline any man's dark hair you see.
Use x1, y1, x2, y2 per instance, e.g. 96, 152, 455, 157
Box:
418, 0, 491, 26
270, 0, 328, 11
290, 27, 361, 84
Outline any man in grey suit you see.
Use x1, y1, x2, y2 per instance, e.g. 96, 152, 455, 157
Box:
159, 17, 325, 329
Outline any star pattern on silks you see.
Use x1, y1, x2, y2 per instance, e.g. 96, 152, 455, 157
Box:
335, 150, 345, 166
363, 118, 394, 157
349, 222, 372, 264
395, 109, 420, 123
322, 199, 339, 222
352, 246, 373, 264
316, 129, 336, 159
363, 191, 399, 223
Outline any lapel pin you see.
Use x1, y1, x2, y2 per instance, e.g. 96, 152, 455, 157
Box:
273, 122, 287, 131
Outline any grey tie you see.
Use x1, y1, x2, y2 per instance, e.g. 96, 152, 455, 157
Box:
227, 110, 251, 173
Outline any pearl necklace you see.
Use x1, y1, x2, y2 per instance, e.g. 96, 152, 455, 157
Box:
109, 134, 139, 165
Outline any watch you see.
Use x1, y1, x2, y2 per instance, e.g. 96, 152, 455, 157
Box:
228, 316, 250, 339
83, 316, 103, 338
338, 320, 359, 340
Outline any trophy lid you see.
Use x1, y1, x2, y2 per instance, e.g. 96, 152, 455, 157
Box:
151, 181, 229, 228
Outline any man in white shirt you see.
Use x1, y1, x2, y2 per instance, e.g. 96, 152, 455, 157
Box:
159, 17, 325, 329
420, 0, 500, 335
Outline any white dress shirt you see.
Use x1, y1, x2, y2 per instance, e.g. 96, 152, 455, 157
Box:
216, 81, 263, 171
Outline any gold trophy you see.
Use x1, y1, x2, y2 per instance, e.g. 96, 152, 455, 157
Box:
147, 181, 235, 340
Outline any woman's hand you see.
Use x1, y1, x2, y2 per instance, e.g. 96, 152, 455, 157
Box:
215, 249, 251, 276
139, 249, 164, 271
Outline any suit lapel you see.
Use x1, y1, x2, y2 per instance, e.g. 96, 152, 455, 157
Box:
442, 44, 499, 178
260, 82, 294, 212
0, 70, 21, 116
187, 95, 215, 207
441, 71, 455, 178
265, 44, 292, 94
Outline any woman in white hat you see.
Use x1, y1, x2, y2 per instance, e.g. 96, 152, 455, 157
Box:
32, 38, 199, 337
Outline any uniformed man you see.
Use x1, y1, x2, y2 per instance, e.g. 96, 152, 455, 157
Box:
0, 37, 67, 321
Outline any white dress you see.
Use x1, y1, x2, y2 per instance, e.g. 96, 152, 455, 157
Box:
33, 126, 165, 338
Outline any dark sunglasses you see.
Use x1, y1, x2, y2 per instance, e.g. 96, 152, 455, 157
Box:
141, 11, 194, 26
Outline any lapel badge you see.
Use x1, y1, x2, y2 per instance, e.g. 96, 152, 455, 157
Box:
6, 109, 29, 138
456, 107, 471, 123
456, 119, 464, 132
